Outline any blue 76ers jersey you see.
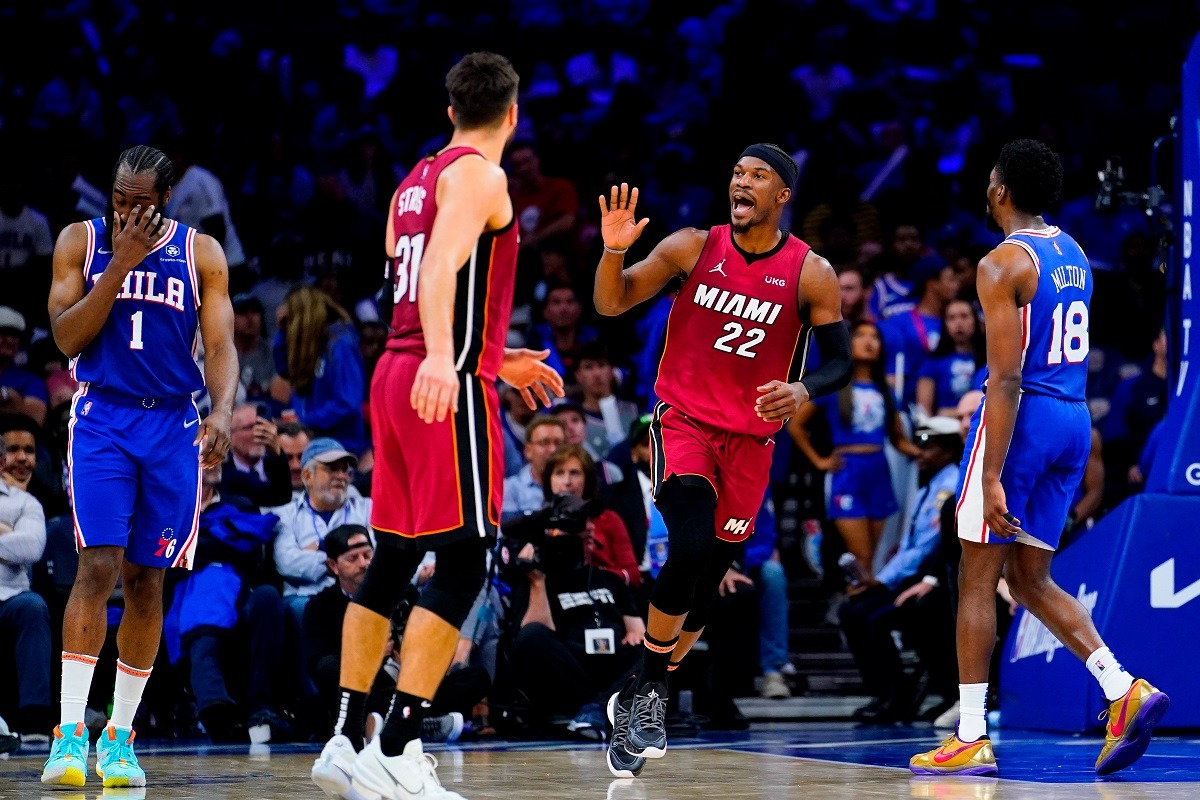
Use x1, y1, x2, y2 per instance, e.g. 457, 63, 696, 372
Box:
72, 217, 204, 399
1003, 226, 1092, 401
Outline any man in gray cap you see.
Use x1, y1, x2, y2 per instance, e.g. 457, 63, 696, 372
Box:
0, 307, 48, 426
273, 438, 372, 622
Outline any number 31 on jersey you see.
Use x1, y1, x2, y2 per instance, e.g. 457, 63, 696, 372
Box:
391, 233, 426, 304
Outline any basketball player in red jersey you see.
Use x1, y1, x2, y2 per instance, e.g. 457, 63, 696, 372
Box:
594, 144, 852, 776
311, 53, 562, 800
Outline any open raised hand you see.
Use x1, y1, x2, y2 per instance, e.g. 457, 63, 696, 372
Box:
598, 182, 650, 252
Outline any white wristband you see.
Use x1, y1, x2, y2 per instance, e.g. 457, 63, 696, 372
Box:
921, 575, 940, 587
603, 245, 627, 255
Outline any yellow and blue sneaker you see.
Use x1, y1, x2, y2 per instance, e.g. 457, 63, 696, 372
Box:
40, 722, 90, 787
1095, 678, 1170, 775
909, 725, 998, 776
95, 726, 146, 788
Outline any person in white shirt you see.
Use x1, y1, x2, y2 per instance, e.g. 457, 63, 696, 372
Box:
164, 143, 246, 268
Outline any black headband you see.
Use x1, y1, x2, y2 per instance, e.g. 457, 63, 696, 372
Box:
740, 143, 798, 190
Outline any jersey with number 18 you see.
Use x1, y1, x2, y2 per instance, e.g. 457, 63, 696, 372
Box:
72, 217, 203, 399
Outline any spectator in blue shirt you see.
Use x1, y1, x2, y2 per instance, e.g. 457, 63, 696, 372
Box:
879, 257, 959, 409
274, 287, 366, 455
916, 298, 985, 418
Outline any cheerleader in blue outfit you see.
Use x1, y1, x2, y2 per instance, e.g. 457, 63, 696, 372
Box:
788, 321, 922, 581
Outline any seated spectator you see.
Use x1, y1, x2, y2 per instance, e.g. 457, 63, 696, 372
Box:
0, 413, 68, 518
839, 416, 962, 722
916, 298, 985, 418
500, 504, 645, 739
503, 415, 566, 520
273, 438, 371, 621
164, 465, 287, 743
868, 223, 927, 321
542, 444, 640, 588
574, 342, 639, 460
274, 287, 366, 454
1104, 328, 1167, 498
0, 308, 47, 426
742, 493, 794, 700
0, 441, 51, 741
838, 266, 871, 324
303, 525, 485, 742
232, 294, 277, 400
278, 421, 313, 498
221, 403, 292, 508
508, 141, 580, 256
603, 414, 657, 580
529, 283, 597, 378
499, 383, 538, 478
549, 400, 624, 486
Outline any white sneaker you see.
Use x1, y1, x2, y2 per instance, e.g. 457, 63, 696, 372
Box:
933, 701, 960, 729
760, 671, 791, 699
313, 734, 382, 800
352, 737, 466, 800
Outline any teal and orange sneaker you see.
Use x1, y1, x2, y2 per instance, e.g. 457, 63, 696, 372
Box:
909, 725, 998, 776
1095, 678, 1170, 775
95, 725, 147, 788
40, 722, 90, 787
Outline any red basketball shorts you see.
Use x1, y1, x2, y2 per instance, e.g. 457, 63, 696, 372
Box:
369, 350, 502, 546
648, 401, 774, 543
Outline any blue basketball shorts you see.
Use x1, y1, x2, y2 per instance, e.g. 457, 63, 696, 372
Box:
956, 392, 1090, 551
826, 450, 899, 520
68, 386, 203, 569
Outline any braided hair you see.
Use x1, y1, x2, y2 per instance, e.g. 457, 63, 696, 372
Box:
106, 145, 175, 248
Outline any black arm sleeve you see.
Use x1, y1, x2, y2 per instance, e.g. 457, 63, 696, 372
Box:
799, 321, 853, 399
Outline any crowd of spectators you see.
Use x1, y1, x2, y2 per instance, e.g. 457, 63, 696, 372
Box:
0, 0, 1192, 746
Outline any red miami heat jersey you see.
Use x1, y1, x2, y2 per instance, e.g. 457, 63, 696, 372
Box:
386, 146, 519, 381
656, 225, 810, 437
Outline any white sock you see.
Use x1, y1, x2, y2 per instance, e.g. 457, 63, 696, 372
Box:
110, 661, 153, 729
61, 652, 98, 726
957, 683, 988, 742
1086, 647, 1134, 702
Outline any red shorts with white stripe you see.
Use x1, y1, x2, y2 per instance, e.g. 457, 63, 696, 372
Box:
955, 393, 1091, 551
369, 351, 502, 546
648, 401, 774, 543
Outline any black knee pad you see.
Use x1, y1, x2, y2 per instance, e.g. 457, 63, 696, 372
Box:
650, 478, 718, 616
353, 531, 426, 617
680, 540, 741, 633
415, 536, 488, 629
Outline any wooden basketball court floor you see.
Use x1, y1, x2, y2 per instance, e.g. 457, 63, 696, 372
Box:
2, 723, 1197, 799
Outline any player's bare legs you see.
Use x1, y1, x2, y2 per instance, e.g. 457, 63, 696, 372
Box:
63, 547, 125, 657
1004, 545, 1102, 659
115, 562, 166, 670
956, 541, 1009, 686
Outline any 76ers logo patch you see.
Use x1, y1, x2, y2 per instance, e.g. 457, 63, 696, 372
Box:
155, 527, 178, 559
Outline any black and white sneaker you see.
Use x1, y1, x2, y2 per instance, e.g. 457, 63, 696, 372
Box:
606, 680, 646, 778
624, 682, 667, 759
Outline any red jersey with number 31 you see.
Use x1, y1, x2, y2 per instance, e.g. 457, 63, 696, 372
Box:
386, 146, 519, 382
655, 225, 810, 437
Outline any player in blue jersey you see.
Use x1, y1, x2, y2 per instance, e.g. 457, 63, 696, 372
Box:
911, 140, 1168, 777
41, 146, 237, 788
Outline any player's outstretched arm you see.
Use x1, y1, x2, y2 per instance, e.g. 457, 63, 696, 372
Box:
976, 245, 1037, 538
49, 206, 167, 357
411, 156, 508, 424
757, 253, 850, 422
498, 348, 565, 410
593, 182, 703, 316
195, 234, 237, 468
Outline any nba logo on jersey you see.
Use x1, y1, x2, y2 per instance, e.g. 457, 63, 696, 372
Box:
82, 401, 92, 416
1053, 242, 1063, 255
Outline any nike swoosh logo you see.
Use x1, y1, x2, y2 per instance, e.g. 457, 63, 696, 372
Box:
933, 742, 978, 763
1111, 693, 1133, 738
380, 761, 424, 795
98, 248, 112, 254
184, 418, 200, 428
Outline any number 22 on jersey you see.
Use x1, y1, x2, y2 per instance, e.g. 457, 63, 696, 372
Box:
392, 233, 426, 304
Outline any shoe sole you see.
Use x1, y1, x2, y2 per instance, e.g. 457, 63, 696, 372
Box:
1096, 692, 1170, 775
624, 738, 666, 759
40, 764, 87, 787
311, 760, 352, 798
909, 764, 998, 777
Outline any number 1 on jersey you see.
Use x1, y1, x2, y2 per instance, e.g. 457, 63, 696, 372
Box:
130, 310, 144, 350
1047, 300, 1088, 364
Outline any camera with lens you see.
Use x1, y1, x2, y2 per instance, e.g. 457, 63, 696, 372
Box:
495, 493, 597, 582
